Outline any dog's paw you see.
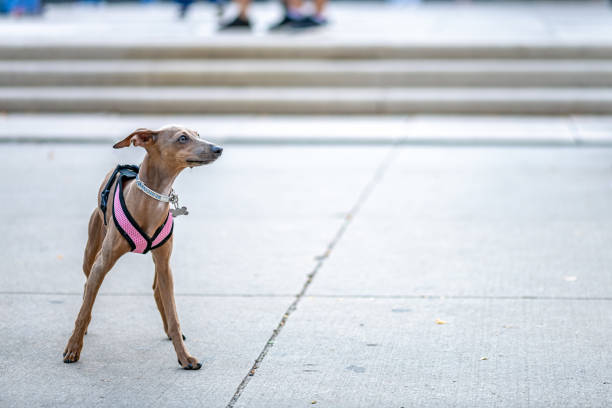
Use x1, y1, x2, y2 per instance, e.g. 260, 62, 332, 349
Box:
177, 355, 202, 370
63, 342, 82, 364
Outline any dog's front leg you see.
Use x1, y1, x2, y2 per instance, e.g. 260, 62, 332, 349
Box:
151, 238, 201, 370
63, 240, 124, 363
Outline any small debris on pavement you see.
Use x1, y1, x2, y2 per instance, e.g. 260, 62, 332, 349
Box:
346, 365, 366, 373
564, 276, 577, 282
480, 357, 488, 361
435, 319, 447, 325
314, 250, 331, 261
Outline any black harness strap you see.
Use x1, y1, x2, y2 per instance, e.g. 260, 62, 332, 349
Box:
100, 164, 140, 225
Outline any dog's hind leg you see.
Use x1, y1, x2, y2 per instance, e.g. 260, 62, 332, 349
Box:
83, 208, 104, 279
152, 270, 170, 338
81, 209, 105, 335
63, 236, 127, 363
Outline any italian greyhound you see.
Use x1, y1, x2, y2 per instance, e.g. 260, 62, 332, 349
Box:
63, 125, 222, 370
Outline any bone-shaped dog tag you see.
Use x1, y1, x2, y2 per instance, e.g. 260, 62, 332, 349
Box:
170, 206, 189, 217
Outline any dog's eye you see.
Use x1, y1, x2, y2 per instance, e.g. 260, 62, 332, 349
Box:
177, 135, 189, 143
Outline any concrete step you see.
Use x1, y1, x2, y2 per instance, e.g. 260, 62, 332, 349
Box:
2, 87, 612, 115
4, 60, 612, 87
5, 113, 609, 145
3, 44, 612, 61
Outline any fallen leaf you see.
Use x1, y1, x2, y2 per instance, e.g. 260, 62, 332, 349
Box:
435, 319, 447, 325
480, 357, 488, 361
311, 401, 317, 405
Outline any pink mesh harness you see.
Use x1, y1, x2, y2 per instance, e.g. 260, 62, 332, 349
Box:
102, 165, 173, 254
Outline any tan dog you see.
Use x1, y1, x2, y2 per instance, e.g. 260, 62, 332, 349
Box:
63, 125, 222, 370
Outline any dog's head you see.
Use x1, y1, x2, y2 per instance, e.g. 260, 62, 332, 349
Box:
113, 125, 223, 170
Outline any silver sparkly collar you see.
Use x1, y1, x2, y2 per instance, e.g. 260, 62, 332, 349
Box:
135, 176, 189, 217
135, 176, 176, 203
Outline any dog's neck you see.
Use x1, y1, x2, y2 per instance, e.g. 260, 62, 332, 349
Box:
125, 154, 182, 233
137, 154, 180, 198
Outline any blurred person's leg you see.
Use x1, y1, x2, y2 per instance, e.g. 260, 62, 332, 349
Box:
292, 0, 328, 28
215, 0, 227, 17
313, 0, 327, 20
230, 0, 249, 20
219, 0, 252, 30
176, 0, 194, 19
269, 0, 304, 31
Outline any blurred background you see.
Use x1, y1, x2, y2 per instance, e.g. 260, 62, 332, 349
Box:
2, 0, 612, 140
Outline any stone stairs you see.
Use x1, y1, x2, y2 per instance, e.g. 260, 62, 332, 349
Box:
2, 44, 612, 115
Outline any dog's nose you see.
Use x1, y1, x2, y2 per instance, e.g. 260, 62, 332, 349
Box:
212, 146, 223, 154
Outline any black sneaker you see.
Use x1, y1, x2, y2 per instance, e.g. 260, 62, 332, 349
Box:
291, 15, 328, 29
269, 14, 298, 31
219, 16, 252, 31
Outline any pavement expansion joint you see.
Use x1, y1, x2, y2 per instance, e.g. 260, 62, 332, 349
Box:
225, 145, 399, 408
3, 292, 610, 302
0, 291, 296, 298
307, 294, 612, 301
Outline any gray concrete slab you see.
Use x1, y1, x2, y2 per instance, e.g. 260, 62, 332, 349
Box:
0, 114, 409, 145
235, 297, 612, 408
309, 147, 612, 298
572, 115, 612, 145
0, 114, 582, 145
0, 144, 388, 295
405, 115, 575, 145
0, 294, 289, 408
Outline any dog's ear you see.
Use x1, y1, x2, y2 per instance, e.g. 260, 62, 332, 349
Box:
113, 128, 157, 149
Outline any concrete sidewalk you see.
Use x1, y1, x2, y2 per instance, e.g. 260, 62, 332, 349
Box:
0, 142, 611, 407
